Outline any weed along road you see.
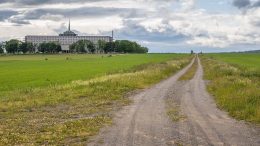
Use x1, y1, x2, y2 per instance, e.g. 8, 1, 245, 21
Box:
89, 56, 260, 146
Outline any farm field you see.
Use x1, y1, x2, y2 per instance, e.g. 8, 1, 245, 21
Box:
0, 54, 191, 145
205, 53, 260, 69
201, 53, 260, 123
0, 54, 185, 93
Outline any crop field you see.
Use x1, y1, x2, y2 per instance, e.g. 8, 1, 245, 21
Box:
201, 53, 260, 123
0, 54, 191, 145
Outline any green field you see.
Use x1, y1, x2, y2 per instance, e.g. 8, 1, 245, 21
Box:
0, 54, 191, 145
0, 54, 184, 93
205, 53, 260, 70
202, 53, 260, 123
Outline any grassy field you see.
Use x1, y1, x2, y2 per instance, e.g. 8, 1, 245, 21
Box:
0, 54, 191, 145
0, 54, 186, 93
201, 53, 260, 123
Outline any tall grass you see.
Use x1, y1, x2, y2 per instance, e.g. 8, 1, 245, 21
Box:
201, 55, 260, 124
0, 56, 191, 145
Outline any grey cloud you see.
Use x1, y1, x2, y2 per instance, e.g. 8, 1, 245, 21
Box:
233, 0, 260, 9
21, 7, 138, 20
8, 17, 30, 25
0, 0, 110, 5
0, 10, 18, 21
114, 19, 189, 44
252, 0, 260, 7
233, 0, 250, 8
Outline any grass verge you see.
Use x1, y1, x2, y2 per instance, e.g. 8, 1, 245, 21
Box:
0, 56, 191, 145
166, 97, 185, 122
179, 56, 197, 81
201, 55, 260, 124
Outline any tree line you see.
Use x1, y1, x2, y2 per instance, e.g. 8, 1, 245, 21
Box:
69, 40, 148, 53
0, 39, 148, 54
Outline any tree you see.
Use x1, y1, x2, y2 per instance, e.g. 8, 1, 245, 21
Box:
75, 40, 87, 53
27, 43, 35, 53
5, 39, 20, 54
86, 40, 95, 53
97, 40, 106, 53
113, 40, 148, 53
38, 42, 61, 53
104, 42, 115, 53
70, 39, 148, 54
19, 42, 29, 53
69, 40, 95, 53
0, 43, 3, 54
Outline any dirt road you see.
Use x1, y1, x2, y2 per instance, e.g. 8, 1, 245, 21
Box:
89, 57, 260, 146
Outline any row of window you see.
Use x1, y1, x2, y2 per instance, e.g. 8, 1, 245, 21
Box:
26, 37, 110, 45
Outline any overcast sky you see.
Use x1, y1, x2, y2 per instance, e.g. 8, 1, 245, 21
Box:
0, 0, 259, 53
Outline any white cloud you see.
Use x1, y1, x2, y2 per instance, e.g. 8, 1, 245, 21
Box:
0, 0, 259, 52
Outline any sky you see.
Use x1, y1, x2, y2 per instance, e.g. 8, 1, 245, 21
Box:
0, 0, 259, 53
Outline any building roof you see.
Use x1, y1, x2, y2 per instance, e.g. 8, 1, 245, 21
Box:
59, 20, 78, 36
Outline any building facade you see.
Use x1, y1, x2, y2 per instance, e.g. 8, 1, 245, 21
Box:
25, 21, 113, 52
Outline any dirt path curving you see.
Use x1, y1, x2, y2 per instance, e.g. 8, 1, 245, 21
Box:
89, 57, 260, 146
173, 57, 260, 146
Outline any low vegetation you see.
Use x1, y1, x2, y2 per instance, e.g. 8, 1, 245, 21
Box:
0, 54, 191, 145
166, 97, 185, 122
0, 54, 183, 93
201, 54, 260, 123
179, 56, 197, 81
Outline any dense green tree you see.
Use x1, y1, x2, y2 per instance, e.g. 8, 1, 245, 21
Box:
5, 39, 20, 53
75, 40, 87, 53
104, 42, 115, 53
38, 42, 61, 53
27, 43, 35, 53
69, 40, 95, 53
113, 40, 148, 53
0, 43, 3, 54
71, 39, 148, 54
97, 40, 106, 53
19, 42, 29, 53
86, 40, 95, 53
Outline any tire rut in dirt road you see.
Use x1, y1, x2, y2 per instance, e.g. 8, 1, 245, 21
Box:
88, 56, 260, 146
88, 58, 195, 146
175, 57, 260, 146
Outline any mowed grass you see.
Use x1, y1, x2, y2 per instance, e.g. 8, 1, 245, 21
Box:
201, 53, 260, 123
0, 54, 184, 93
0, 54, 191, 145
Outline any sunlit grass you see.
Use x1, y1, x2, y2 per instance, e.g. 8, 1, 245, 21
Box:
0, 54, 186, 93
201, 54, 260, 124
0, 55, 191, 145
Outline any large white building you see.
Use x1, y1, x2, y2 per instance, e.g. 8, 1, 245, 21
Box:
25, 21, 113, 52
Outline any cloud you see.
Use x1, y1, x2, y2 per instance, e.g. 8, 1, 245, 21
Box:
0, 0, 259, 52
233, 0, 260, 9
20, 7, 139, 20
0, 0, 107, 5
233, 0, 251, 8
0, 10, 18, 21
